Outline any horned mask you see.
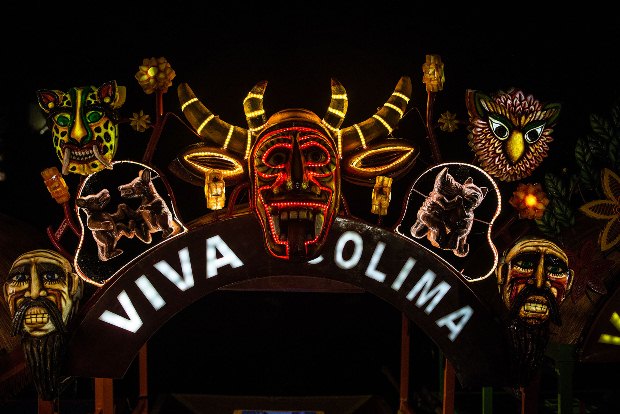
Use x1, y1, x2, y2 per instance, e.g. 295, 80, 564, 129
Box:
176, 77, 417, 260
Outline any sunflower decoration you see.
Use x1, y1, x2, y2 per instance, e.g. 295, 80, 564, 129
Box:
509, 183, 549, 220
579, 168, 620, 251
135, 57, 176, 95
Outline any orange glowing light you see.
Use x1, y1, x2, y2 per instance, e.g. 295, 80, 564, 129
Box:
524, 194, 538, 207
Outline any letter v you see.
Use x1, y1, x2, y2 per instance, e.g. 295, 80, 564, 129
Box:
99, 291, 143, 333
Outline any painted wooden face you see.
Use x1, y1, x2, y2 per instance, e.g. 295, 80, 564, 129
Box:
3, 250, 82, 337
497, 238, 573, 326
250, 115, 340, 261
37, 81, 123, 176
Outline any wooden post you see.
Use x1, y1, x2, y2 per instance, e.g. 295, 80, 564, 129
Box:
37, 398, 55, 414
442, 358, 455, 414
520, 371, 541, 414
132, 344, 149, 414
398, 313, 412, 414
94, 378, 114, 414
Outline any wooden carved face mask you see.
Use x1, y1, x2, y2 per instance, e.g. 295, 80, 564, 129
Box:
37, 81, 125, 176
496, 238, 573, 326
249, 110, 340, 261
3, 249, 83, 337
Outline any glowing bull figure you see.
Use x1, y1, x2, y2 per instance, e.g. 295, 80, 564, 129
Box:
176, 77, 418, 261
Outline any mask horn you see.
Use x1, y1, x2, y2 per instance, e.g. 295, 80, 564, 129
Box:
321, 79, 348, 133
339, 76, 412, 156
178, 82, 250, 157
244, 81, 268, 137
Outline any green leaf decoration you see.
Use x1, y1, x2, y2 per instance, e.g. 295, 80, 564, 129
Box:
552, 198, 574, 228
591, 113, 613, 142
611, 103, 620, 128
544, 173, 567, 199
536, 210, 561, 237
575, 137, 597, 191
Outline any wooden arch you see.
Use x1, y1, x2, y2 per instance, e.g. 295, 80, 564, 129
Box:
65, 212, 511, 388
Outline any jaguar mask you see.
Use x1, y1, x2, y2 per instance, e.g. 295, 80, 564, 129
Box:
37, 81, 126, 176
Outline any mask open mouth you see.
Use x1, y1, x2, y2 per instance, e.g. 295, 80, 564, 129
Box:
24, 306, 50, 327
61, 140, 112, 174
267, 202, 327, 257
518, 295, 549, 324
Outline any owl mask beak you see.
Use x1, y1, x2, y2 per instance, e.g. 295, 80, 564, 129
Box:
505, 130, 525, 164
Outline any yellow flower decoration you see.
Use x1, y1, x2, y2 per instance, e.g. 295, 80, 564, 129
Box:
422, 54, 445, 93
129, 110, 152, 132
438, 111, 459, 132
579, 168, 620, 251
135, 57, 176, 94
509, 183, 549, 220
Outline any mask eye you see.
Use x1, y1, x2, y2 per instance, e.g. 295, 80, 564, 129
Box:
545, 255, 568, 276
303, 144, 329, 165
265, 147, 290, 167
54, 113, 71, 127
524, 124, 545, 143
86, 110, 103, 123
42, 272, 61, 283
9, 273, 29, 284
488, 115, 510, 140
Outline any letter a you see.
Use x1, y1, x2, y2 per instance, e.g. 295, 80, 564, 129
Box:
206, 235, 244, 278
435, 306, 473, 342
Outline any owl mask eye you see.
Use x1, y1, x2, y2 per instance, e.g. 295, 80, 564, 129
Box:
488, 115, 510, 140
524, 122, 545, 143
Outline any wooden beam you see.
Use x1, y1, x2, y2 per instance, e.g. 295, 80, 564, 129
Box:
94, 377, 114, 414
442, 358, 455, 414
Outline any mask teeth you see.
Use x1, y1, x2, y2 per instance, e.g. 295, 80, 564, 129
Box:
314, 211, 324, 238
271, 208, 323, 241
93, 145, 112, 169
62, 147, 71, 175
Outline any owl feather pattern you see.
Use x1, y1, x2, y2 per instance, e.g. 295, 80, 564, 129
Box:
466, 89, 560, 182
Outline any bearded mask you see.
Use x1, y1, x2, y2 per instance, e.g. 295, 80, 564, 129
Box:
496, 237, 573, 326
3, 249, 83, 337
249, 109, 340, 260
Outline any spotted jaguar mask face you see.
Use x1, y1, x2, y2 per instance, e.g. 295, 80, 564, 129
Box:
249, 109, 340, 261
37, 81, 125, 176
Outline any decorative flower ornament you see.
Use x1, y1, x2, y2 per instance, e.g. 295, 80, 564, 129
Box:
422, 54, 445, 93
438, 111, 459, 132
135, 57, 176, 94
509, 183, 549, 220
129, 110, 152, 132
579, 168, 620, 251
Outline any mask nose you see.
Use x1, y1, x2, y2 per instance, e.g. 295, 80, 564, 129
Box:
69, 90, 88, 143
533, 254, 546, 289
26, 264, 46, 299
289, 133, 307, 191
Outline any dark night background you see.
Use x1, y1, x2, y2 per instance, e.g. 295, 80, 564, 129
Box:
2, 3, 620, 413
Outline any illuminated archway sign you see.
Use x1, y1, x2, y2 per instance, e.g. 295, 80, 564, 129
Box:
65, 212, 510, 387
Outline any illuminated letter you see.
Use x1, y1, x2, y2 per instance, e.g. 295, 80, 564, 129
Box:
206, 235, 244, 278
366, 241, 387, 282
98, 291, 143, 333
135, 276, 165, 310
335, 231, 363, 270
154, 247, 195, 291
435, 306, 473, 341
406, 270, 450, 314
391, 257, 416, 291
